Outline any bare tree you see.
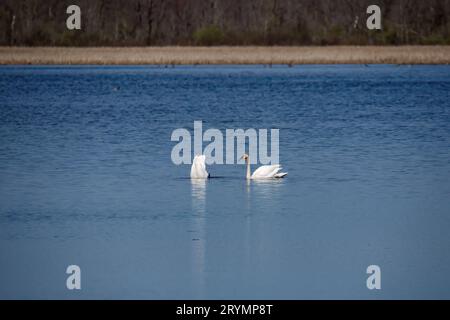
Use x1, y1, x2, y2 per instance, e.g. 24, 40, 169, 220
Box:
0, 0, 448, 45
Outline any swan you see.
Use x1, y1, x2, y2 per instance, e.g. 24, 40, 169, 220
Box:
241, 154, 287, 179
190, 155, 210, 179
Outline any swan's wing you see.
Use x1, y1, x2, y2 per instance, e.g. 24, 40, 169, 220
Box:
198, 155, 207, 170
251, 164, 281, 178
190, 155, 209, 179
191, 163, 208, 178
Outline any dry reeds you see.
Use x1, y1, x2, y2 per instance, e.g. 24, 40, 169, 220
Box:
0, 46, 449, 65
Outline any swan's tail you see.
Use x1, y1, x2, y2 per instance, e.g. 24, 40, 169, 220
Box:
191, 155, 210, 179
274, 172, 288, 178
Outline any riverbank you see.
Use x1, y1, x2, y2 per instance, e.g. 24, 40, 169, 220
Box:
0, 46, 449, 65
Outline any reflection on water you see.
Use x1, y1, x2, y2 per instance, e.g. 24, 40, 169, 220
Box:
191, 179, 207, 207
190, 178, 206, 297
248, 178, 285, 199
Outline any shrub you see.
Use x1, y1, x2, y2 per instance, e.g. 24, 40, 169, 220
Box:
193, 25, 224, 46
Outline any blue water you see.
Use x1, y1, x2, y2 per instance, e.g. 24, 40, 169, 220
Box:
0, 65, 449, 299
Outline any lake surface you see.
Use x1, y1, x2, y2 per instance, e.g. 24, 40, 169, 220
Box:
0, 65, 449, 299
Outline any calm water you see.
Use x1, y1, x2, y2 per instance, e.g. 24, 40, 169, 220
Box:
0, 65, 449, 299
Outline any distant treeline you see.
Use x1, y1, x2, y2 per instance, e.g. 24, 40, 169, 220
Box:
1, 0, 449, 46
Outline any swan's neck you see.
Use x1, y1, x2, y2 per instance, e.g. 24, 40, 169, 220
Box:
246, 159, 251, 179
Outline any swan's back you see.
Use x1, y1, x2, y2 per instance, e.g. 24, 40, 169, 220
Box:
251, 164, 283, 178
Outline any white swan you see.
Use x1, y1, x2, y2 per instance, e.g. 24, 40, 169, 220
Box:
241, 154, 287, 179
190, 155, 210, 179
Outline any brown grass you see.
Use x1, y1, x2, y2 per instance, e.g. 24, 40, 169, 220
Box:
0, 46, 449, 65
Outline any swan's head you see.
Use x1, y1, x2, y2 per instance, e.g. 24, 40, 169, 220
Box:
240, 154, 249, 161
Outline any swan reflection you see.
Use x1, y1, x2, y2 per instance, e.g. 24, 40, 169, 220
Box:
191, 178, 206, 206
247, 178, 285, 198
190, 178, 206, 297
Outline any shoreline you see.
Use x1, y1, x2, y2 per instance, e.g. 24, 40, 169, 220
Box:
0, 46, 449, 65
